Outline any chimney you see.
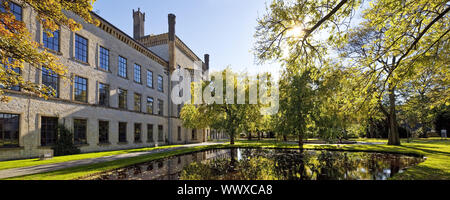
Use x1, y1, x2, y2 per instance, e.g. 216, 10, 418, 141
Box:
133, 8, 145, 40
168, 14, 176, 41
204, 54, 210, 70
168, 14, 176, 72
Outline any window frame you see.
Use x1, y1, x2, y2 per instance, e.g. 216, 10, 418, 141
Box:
158, 125, 164, 142
1, 58, 21, 91
146, 70, 153, 88
41, 67, 59, 98
134, 93, 142, 112
118, 88, 127, 109
118, 56, 128, 78
192, 129, 197, 140
98, 83, 110, 107
118, 122, 127, 143
43, 30, 60, 53
147, 124, 154, 143
134, 123, 142, 143
146, 97, 154, 114
74, 34, 88, 63
74, 75, 88, 103
0, 113, 20, 148
157, 75, 164, 92
134, 63, 142, 84
73, 118, 87, 145
157, 99, 164, 116
99, 46, 110, 71
0, 1, 22, 21
40, 116, 58, 147
98, 120, 109, 144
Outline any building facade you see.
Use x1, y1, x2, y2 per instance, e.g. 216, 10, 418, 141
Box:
0, 2, 209, 161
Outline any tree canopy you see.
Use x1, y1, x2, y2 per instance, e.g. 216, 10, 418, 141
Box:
254, 0, 449, 145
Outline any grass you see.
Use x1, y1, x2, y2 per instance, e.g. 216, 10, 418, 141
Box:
0, 144, 183, 171
3, 144, 230, 180
2, 138, 449, 180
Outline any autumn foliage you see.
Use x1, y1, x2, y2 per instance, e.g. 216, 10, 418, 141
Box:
0, 0, 98, 102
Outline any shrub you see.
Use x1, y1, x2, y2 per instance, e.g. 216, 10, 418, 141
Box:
52, 124, 81, 156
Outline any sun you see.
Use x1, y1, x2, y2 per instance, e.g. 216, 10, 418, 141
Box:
286, 25, 305, 39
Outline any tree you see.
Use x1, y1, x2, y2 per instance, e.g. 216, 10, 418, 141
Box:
1, 0, 99, 102
274, 66, 317, 149
398, 52, 449, 137
254, 0, 450, 145
180, 69, 271, 145
337, 1, 449, 145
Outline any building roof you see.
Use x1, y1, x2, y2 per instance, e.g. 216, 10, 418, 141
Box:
90, 12, 169, 68
138, 33, 203, 62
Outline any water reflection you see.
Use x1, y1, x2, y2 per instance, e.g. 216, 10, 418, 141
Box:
85, 148, 424, 180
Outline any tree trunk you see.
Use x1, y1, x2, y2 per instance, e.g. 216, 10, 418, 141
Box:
247, 132, 252, 141
298, 134, 304, 152
387, 85, 401, 145
258, 132, 261, 140
283, 135, 287, 142
230, 133, 235, 145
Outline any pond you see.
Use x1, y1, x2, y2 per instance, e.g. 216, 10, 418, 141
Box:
84, 148, 425, 180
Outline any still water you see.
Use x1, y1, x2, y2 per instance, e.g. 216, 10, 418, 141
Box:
85, 148, 424, 180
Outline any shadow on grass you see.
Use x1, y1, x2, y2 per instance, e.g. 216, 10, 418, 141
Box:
392, 164, 450, 180
399, 145, 450, 157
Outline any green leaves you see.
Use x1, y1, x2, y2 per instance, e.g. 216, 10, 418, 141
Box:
254, 0, 449, 144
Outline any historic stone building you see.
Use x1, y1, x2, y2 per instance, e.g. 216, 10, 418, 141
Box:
0, 2, 215, 160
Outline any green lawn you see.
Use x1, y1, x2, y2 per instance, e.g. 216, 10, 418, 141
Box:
2, 138, 449, 180
0, 144, 183, 171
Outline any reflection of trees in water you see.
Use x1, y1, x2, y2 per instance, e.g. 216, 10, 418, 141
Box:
90, 148, 424, 180
180, 149, 423, 180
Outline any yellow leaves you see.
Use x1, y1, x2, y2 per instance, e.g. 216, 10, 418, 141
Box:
1, 0, 97, 101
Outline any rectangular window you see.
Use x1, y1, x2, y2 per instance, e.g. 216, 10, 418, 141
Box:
42, 67, 59, 97
0, 113, 19, 148
98, 121, 109, 144
0, 58, 20, 91
118, 122, 127, 143
43, 30, 60, 52
73, 119, 87, 145
134, 93, 141, 112
74, 76, 87, 102
0, 1, 22, 21
146, 97, 154, 114
118, 56, 127, 78
177, 126, 181, 141
134, 64, 141, 83
158, 125, 164, 142
99, 46, 109, 71
157, 75, 163, 92
147, 124, 153, 142
177, 104, 182, 117
98, 83, 109, 107
158, 99, 164, 116
192, 129, 196, 140
40, 117, 58, 146
118, 88, 127, 109
134, 123, 141, 143
147, 70, 153, 88
75, 34, 88, 63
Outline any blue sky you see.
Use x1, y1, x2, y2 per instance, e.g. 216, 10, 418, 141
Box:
93, 0, 281, 79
